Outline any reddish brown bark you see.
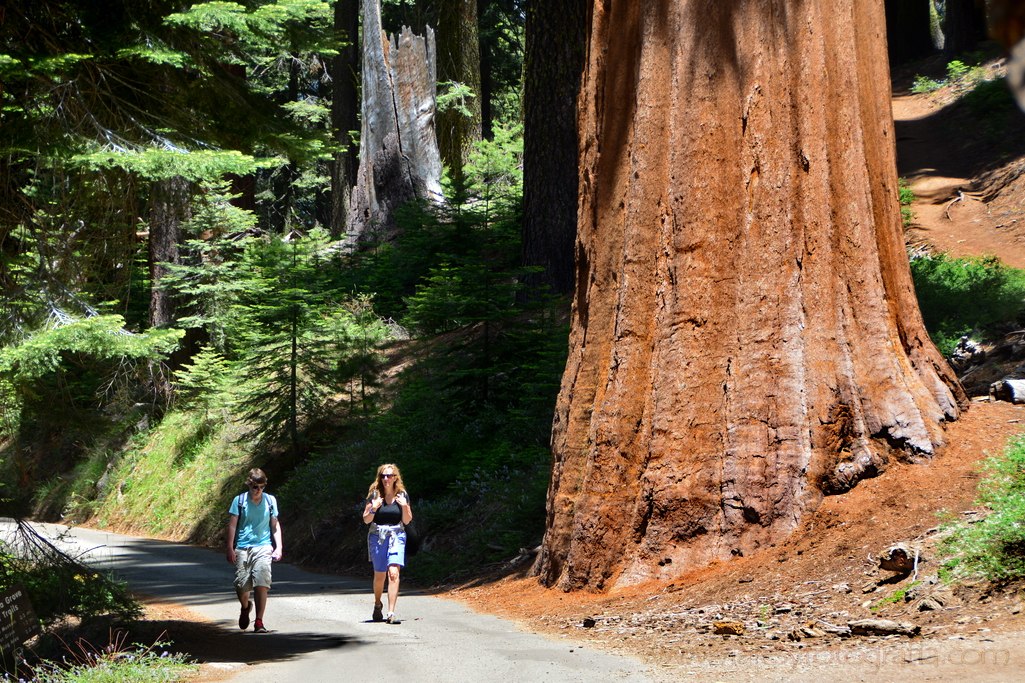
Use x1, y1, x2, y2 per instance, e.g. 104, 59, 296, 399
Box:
533, 0, 966, 592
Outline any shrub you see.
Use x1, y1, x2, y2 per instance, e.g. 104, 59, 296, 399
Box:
30, 632, 195, 683
0, 521, 140, 624
898, 178, 915, 228
938, 434, 1025, 582
911, 75, 944, 94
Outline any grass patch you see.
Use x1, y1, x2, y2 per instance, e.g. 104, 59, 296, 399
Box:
870, 580, 921, 611
938, 433, 1025, 582
92, 411, 254, 544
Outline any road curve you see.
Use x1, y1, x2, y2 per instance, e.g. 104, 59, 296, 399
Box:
4, 522, 654, 682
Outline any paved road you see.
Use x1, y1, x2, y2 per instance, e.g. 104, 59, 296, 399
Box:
3, 522, 653, 682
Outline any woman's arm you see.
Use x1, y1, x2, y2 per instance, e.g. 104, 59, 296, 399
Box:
362, 494, 380, 524
398, 492, 413, 525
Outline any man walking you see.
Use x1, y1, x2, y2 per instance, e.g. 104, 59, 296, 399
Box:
226, 468, 283, 633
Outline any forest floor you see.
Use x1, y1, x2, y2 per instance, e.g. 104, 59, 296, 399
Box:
117, 56, 1025, 682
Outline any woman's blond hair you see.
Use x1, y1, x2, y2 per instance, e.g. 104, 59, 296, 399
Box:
366, 463, 407, 498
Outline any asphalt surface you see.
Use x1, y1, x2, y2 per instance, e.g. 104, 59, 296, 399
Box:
3, 522, 654, 682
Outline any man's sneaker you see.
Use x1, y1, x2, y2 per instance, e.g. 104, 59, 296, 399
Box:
385, 612, 397, 624
239, 603, 252, 630
253, 619, 268, 633
372, 602, 384, 622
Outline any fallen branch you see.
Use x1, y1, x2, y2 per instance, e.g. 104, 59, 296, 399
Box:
944, 190, 966, 220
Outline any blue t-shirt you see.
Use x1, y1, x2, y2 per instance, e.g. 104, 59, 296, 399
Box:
229, 492, 278, 548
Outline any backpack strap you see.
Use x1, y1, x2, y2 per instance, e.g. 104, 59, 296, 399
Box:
233, 492, 246, 548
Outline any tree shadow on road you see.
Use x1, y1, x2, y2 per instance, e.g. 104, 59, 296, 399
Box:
41, 614, 363, 669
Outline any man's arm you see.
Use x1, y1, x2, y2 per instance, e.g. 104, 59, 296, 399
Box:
226, 514, 239, 564
270, 516, 283, 561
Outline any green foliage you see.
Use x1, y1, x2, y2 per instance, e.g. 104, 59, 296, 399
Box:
437, 81, 477, 118
910, 58, 992, 95
945, 60, 987, 87
910, 75, 944, 94
332, 295, 392, 415
938, 434, 1025, 582
898, 177, 915, 228
0, 316, 181, 382
0, 316, 182, 439
73, 149, 279, 183
160, 182, 260, 351
30, 633, 195, 683
174, 346, 232, 420
870, 580, 921, 611
228, 230, 392, 452
909, 254, 1025, 355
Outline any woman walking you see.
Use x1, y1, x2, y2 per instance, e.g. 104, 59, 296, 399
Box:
361, 463, 413, 623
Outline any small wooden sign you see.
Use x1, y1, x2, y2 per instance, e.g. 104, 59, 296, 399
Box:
0, 584, 41, 672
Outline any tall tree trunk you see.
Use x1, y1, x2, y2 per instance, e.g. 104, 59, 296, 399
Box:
533, 0, 966, 592
148, 175, 188, 406
347, 0, 443, 245
943, 0, 986, 56
477, 0, 493, 140
437, 0, 483, 184
330, 0, 361, 237
148, 176, 187, 328
521, 0, 587, 297
884, 0, 936, 63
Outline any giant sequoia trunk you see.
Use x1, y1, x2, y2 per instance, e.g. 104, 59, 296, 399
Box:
534, 0, 966, 592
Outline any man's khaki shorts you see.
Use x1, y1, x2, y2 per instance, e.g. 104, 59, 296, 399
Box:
234, 545, 273, 592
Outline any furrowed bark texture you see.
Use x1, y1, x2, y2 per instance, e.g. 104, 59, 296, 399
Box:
346, 0, 443, 245
534, 0, 966, 592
